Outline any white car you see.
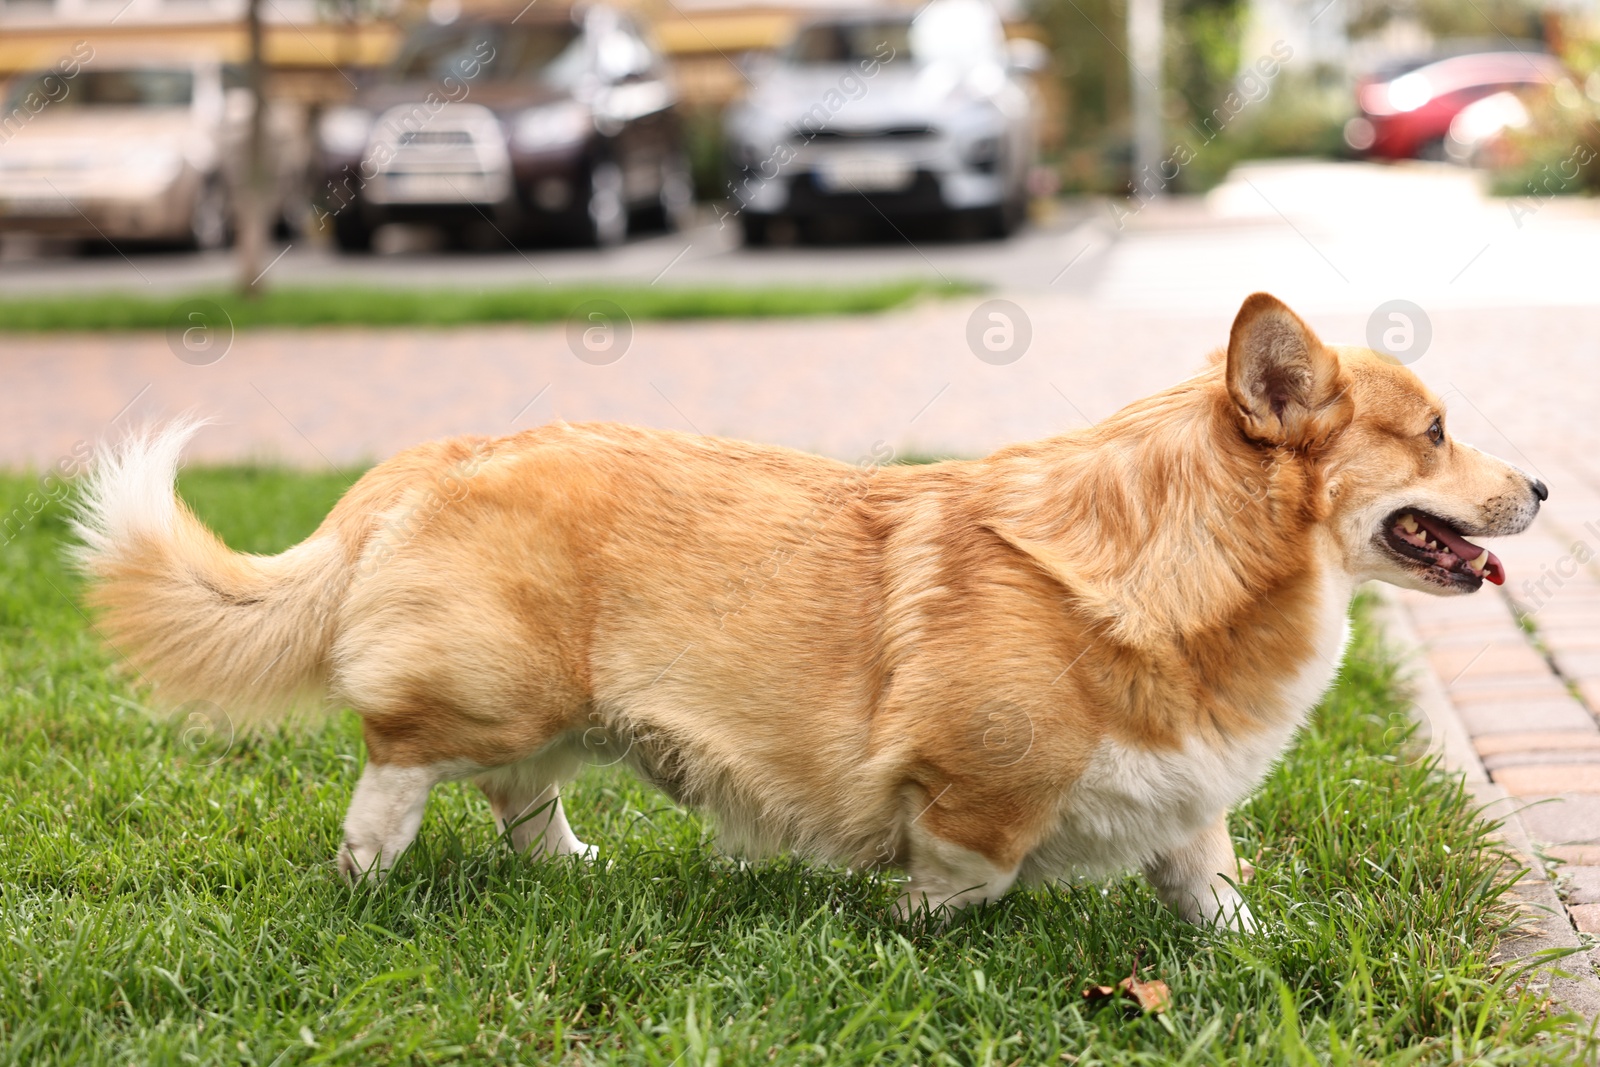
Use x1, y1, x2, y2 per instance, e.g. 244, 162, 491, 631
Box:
0, 58, 304, 249
723, 0, 1043, 243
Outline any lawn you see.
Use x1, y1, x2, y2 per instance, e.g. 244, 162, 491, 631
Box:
0, 465, 1590, 1065
0, 280, 969, 333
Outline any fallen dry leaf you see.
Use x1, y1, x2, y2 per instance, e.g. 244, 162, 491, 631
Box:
1080, 983, 1118, 1005
1080, 949, 1171, 1014
1118, 975, 1171, 1013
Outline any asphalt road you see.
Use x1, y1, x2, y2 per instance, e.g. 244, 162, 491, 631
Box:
0, 200, 1106, 297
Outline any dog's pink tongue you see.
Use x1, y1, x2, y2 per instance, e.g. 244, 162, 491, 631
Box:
1422, 519, 1505, 585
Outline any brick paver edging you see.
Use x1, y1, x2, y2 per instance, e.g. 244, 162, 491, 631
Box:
1373, 585, 1600, 1024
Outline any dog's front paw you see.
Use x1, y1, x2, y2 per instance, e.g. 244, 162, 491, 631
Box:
338, 841, 390, 885
534, 835, 598, 863
891, 889, 927, 924
1194, 886, 1254, 933
1211, 897, 1256, 934
893, 887, 959, 927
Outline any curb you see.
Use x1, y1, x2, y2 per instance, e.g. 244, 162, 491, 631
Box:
1371, 584, 1600, 1022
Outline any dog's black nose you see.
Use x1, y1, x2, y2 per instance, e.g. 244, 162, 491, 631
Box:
1532, 478, 1549, 502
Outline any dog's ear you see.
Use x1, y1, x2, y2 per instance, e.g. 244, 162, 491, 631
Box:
1225, 293, 1350, 447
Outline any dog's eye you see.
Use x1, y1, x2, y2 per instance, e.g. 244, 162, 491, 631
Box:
1426, 418, 1444, 445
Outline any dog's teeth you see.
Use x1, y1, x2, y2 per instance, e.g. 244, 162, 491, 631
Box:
1469, 550, 1489, 573
1400, 515, 1418, 533
1425, 538, 1438, 550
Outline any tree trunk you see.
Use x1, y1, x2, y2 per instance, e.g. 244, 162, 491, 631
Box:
237, 0, 270, 296
1127, 0, 1165, 200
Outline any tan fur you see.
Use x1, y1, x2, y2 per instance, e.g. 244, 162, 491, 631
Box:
75, 294, 1545, 920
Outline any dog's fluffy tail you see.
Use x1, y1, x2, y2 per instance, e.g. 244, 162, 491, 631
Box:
72, 418, 348, 727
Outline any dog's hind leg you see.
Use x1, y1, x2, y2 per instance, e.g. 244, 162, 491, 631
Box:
475, 741, 596, 861
339, 762, 450, 882
893, 816, 1021, 921
1142, 812, 1254, 931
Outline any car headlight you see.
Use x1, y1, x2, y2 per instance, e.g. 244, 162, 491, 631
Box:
512, 102, 591, 153
962, 135, 1001, 173
319, 107, 374, 156
726, 123, 783, 167
731, 137, 772, 167
1385, 73, 1431, 114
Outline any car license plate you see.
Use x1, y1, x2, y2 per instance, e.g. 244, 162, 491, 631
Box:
817, 156, 914, 193
384, 172, 485, 202
1, 197, 76, 217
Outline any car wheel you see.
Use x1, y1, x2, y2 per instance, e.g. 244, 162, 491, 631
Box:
1416, 137, 1448, 162
740, 213, 767, 247
189, 178, 231, 251
998, 183, 1031, 236
973, 195, 1025, 241
331, 208, 373, 253
658, 153, 695, 233
742, 213, 793, 247
585, 161, 628, 248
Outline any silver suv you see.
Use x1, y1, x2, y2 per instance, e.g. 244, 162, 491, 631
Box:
723, 0, 1042, 244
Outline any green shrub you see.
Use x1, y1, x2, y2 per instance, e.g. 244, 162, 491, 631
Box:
1489, 93, 1600, 199
1177, 73, 1353, 191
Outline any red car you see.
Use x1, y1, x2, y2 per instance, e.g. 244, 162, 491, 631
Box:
1346, 48, 1569, 160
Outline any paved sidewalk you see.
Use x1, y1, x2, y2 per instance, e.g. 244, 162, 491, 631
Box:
3, 301, 1598, 470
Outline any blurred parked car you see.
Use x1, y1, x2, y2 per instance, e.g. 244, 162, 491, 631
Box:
1345, 46, 1571, 161
314, 4, 690, 251
0, 58, 305, 249
723, 0, 1043, 244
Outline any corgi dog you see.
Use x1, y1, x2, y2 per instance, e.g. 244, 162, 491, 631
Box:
73, 293, 1544, 928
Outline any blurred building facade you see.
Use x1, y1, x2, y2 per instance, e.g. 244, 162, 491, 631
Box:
0, 0, 396, 104
0, 0, 1044, 107
0, 0, 916, 106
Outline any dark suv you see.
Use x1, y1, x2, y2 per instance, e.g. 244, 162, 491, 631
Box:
313, 4, 690, 250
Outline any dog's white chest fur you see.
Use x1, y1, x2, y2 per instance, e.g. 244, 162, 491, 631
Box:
1020, 567, 1353, 884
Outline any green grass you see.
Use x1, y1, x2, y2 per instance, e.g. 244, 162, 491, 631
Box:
0, 280, 970, 333
0, 466, 1591, 1064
